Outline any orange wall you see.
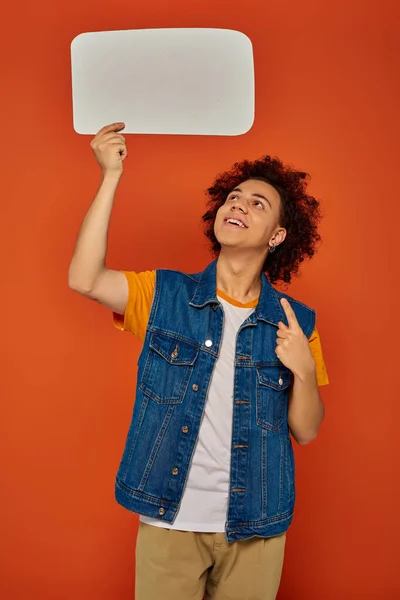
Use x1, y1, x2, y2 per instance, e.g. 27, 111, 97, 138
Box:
1, 1, 399, 598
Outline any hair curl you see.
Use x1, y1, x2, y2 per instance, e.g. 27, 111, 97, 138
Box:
202, 156, 322, 285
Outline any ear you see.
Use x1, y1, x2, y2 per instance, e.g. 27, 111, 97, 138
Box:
269, 227, 287, 248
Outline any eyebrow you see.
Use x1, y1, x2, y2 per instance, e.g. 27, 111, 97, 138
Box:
229, 187, 272, 208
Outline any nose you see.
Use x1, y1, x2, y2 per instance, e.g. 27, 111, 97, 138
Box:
231, 198, 248, 213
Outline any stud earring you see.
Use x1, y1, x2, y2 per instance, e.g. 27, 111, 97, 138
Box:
269, 244, 276, 253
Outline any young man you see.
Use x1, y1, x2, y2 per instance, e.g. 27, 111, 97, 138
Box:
69, 123, 329, 600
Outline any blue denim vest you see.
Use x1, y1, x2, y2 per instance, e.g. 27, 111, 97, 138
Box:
115, 259, 316, 542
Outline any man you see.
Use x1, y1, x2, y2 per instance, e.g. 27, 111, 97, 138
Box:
69, 122, 329, 600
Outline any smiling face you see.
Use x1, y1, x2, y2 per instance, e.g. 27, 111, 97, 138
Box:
214, 178, 287, 255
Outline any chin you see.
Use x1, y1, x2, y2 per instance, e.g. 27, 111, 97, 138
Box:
215, 231, 239, 247
216, 223, 250, 243
218, 238, 247, 252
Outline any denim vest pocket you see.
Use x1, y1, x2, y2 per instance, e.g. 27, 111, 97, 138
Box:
256, 366, 292, 431
139, 332, 199, 404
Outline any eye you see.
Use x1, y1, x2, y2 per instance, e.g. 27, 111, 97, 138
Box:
254, 200, 264, 209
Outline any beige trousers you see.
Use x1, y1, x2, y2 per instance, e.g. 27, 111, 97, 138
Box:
135, 522, 286, 600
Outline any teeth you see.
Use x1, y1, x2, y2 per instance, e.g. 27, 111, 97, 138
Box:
227, 219, 245, 228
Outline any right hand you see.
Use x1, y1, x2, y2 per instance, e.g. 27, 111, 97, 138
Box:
90, 122, 127, 178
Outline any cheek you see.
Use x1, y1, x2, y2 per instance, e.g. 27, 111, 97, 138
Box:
214, 207, 225, 228
213, 208, 226, 240
255, 218, 273, 243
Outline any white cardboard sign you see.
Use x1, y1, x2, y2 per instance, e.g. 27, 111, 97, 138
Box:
71, 28, 254, 136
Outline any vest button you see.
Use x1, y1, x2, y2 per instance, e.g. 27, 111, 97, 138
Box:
158, 507, 165, 515
205, 339, 213, 347
212, 304, 218, 311
192, 384, 199, 392
172, 467, 179, 475
182, 426, 189, 434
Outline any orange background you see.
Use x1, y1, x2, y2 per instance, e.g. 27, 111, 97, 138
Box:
1, 1, 399, 598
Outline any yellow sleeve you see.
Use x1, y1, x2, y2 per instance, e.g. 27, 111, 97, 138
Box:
308, 327, 329, 386
113, 270, 156, 342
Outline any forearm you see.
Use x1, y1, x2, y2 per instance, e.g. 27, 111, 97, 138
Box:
68, 174, 120, 291
287, 368, 324, 445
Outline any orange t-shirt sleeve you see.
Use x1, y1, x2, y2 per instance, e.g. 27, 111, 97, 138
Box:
309, 327, 329, 386
113, 270, 156, 342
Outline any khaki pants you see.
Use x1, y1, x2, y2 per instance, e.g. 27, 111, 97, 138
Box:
135, 522, 286, 600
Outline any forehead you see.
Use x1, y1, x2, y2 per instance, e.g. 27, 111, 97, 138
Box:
232, 178, 281, 205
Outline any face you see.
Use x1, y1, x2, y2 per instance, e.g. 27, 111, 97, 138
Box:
214, 179, 287, 254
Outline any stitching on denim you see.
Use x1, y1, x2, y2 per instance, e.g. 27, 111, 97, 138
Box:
137, 406, 175, 490
278, 433, 284, 513
256, 376, 286, 432
116, 480, 180, 509
147, 327, 198, 347
122, 395, 149, 481
227, 508, 294, 528
147, 326, 218, 357
149, 334, 199, 366
262, 430, 267, 518
156, 268, 200, 284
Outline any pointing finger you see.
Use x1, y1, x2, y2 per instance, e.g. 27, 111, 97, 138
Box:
280, 298, 299, 329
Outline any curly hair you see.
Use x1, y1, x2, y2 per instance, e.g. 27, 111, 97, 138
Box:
202, 156, 322, 285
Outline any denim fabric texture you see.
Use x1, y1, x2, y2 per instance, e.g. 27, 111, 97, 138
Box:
115, 259, 316, 542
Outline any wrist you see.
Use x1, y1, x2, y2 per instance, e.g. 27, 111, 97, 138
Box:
102, 170, 122, 185
293, 362, 317, 385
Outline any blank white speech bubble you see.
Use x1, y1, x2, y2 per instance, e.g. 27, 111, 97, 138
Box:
71, 28, 254, 136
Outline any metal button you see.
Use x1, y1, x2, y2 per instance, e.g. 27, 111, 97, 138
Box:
172, 467, 179, 475
279, 378, 283, 386
171, 350, 178, 358
182, 426, 189, 434
158, 507, 165, 515
205, 339, 213, 347
192, 384, 199, 392
212, 305, 218, 311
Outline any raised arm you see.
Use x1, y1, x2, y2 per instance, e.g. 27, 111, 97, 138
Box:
68, 122, 129, 315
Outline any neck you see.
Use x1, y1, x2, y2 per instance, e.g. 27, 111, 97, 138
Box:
216, 249, 266, 304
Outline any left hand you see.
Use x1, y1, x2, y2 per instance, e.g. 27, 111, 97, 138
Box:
275, 298, 316, 380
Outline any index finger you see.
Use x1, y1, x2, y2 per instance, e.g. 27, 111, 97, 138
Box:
95, 122, 125, 136
280, 298, 299, 329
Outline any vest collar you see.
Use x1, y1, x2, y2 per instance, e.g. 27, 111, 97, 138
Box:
189, 259, 287, 328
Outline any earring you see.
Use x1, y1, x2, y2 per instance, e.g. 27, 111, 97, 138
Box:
269, 244, 276, 253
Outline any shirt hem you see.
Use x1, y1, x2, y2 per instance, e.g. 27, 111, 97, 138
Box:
140, 514, 225, 533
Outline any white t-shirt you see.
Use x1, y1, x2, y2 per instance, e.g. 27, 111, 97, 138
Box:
140, 295, 255, 532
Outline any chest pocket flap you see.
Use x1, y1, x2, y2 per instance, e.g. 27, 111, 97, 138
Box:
257, 367, 292, 391
150, 333, 199, 366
